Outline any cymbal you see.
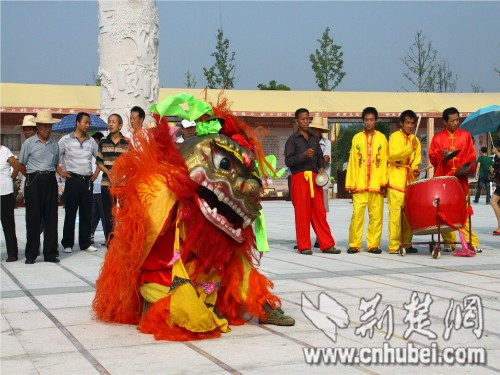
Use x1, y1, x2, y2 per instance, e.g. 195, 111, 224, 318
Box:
443, 149, 461, 162
454, 162, 473, 176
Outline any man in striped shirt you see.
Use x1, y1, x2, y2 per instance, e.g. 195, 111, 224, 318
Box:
58, 112, 99, 253
96, 113, 129, 244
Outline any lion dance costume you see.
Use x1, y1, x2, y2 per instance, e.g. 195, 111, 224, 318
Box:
93, 93, 292, 341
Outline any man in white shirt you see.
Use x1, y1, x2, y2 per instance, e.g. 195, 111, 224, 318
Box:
57, 112, 98, 253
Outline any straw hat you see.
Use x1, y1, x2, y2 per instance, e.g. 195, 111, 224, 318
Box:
32, 110, 61, 124
22, 115, 36, 127
309, 116, 329, 132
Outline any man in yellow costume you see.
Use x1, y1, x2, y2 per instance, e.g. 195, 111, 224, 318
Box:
346, 107, 388, 254
387, 110, 421, 254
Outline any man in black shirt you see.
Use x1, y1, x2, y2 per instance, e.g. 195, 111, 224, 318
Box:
284, 108, 340, 255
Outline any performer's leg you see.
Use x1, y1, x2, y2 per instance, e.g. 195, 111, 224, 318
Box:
387, 188, 403, 253
402, 210, 413, 247
366, 192, 384, 250
460, 215, 479, 248
310, 182, 335, 250
463, 195, 479, 248
349, 192, 368, 249
291, 173, 312, 251
442, 231, 456, 249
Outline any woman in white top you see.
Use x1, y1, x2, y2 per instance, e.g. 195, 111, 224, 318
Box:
1, 144, 20, 262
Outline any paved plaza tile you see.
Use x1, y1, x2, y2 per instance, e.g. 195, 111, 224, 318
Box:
1, 200, 499, 374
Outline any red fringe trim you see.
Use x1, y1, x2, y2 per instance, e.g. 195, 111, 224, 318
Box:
92, 124, 197, 324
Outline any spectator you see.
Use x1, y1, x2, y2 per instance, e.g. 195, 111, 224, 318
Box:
1, 144, 20, 262
473, 146, 492, 204
130, 106, 145, 132
96, 114, 129, 245
19, 110, 61, 264
18, 115, 37, 200
57, 112, 99, 253
176, 120, 197, 143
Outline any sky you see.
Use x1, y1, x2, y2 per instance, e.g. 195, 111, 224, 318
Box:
1, 1, 500, 93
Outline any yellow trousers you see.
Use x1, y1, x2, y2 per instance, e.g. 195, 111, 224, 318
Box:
387, 188, 413, 253
349, 191, 384, 249
442, 196, 479, 248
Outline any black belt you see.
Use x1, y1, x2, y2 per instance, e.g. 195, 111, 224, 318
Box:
70, 172, 92, 181
28, 171, 55, 176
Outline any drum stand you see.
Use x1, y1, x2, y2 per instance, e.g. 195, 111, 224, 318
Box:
399, 196, 473, 259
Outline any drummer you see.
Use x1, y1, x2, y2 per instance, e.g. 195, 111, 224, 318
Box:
429, 107, 481, 253
387, 110, 421, 254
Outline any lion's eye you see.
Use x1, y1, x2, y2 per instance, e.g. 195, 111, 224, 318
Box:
219, 157, 231, 170
213, 153, 233, 171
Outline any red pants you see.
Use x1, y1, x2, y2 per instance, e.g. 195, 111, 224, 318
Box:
291, 172, 335, 251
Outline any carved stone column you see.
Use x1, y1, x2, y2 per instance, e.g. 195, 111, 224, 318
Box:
98, 0, 159, 135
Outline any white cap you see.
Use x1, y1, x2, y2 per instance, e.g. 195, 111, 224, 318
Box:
181, 119, 196, 128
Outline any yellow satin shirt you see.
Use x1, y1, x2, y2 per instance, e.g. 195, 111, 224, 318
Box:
346, 130, 388, 193
387, 130, 421, 192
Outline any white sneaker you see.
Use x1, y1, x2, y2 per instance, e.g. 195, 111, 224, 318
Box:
83, 245, 98, 252
474, 246, 483, 254
63, 247, 73, 253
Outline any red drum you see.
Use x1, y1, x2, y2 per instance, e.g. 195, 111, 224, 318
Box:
404, 176, 466, 235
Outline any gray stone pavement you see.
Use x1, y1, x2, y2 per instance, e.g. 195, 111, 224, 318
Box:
1, 199, 499, 374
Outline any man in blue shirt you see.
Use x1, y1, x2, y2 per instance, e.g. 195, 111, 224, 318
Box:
19, 110, 61, 264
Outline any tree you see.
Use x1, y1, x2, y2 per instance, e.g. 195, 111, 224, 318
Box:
429, 58, 457, 93
401, 30, 438, 92
471, 81, 484, 93
330, 125, 362, 172
185, 70, 197, 88
257, 80, 290, 90
92, 72, 101, 86
309, 27, 346, 91
203, 28, 236, 89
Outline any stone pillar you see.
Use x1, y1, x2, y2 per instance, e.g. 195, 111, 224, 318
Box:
98, 0, 159, 135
